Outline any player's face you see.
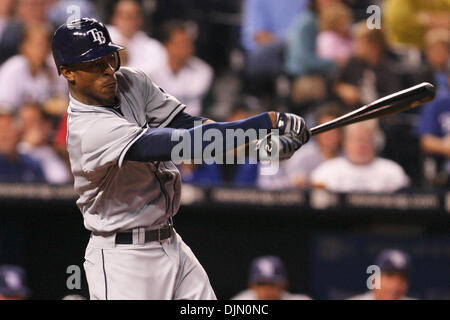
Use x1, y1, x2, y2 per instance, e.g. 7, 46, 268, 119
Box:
251, 283, 285, 300
374, 272, 409, 300
63, 53, 120, 105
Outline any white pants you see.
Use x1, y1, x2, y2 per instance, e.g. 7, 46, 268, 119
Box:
83, 228, 217, 300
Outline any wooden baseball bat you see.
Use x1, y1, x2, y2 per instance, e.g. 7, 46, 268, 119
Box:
310, 82, 436, 136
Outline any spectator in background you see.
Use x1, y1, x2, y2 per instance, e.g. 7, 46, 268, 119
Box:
284, 0, 338, 77
0, 0, 23, 65
348, 249, 416, 300
0, 265, 30, 300
419, 28, 450, 99
417, 95, 450, 188
17, 103, 71, 184
311, 120, 409, 193
284, 0, 341, 113
15, 0, 49, 27
232, 255, 311, 300
384, 0, 450, 50
151, 20, 213, 116
334, 22, 402, 108
107, 0, 166, 76
47, 0, 99, 29
0, 109, 45, 183
0, 23, 66, 111
316, 2, 353, 66
258, 103, 344, 190
241, 0, 309, 77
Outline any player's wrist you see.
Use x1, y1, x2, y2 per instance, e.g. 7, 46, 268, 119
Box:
267, 111, 278, 128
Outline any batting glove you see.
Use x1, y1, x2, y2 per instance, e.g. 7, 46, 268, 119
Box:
256, 113, 311, 160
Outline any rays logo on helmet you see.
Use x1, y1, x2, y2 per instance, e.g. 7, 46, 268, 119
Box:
87, 28, 106, 44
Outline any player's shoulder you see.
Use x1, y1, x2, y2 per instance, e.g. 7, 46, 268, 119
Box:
116, 66, 147, 80
116, 66, 158, 91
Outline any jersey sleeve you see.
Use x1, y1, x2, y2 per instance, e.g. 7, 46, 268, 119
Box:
138, 69, 186, 127
80, 115, 147, 172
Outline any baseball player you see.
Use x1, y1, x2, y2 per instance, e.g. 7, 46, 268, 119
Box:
52, 18, 310, 300
348, 249, 417, 300
231, 256, 312, 300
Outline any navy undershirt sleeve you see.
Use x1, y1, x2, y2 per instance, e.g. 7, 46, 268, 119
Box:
167, 112, 207, 129
124, 112, 273, 162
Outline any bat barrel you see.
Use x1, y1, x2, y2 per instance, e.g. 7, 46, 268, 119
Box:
310, 82, 435, 136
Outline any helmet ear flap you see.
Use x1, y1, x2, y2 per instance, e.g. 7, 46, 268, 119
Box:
115, 51, 121, 72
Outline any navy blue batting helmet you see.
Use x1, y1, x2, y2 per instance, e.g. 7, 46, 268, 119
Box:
51, 18, 124, 74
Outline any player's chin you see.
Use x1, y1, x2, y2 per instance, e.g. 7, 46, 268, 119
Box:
99, 84, 118, 102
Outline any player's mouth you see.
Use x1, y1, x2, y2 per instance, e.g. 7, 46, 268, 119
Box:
102, 81, 116, 89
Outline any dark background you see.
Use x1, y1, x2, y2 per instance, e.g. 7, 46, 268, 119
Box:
0, 191, 449, 300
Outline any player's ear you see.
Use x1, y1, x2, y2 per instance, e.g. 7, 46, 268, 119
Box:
59, 66, 76, 84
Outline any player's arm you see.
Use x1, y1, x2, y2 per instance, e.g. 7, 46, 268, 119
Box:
125, 111, 274, 162
124, 111, 308, 162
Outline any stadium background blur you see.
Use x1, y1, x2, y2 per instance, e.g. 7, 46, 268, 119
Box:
0, 0, 448, 300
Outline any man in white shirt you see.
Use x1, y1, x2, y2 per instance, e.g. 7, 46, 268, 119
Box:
231, 255, 312, 300
311, 120, 409, 193
107, 0, 166, 76
150, 20, 214, 116
0, 23, 66, 111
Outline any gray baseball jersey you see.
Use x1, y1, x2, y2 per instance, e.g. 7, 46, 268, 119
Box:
67, 67, 186, 233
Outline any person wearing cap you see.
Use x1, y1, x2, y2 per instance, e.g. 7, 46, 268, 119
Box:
231, 255, 311, 300
0, 265, 30, 300
348, 249, 417, 300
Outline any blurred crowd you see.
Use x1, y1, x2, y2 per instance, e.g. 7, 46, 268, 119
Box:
0, 0, 448, 191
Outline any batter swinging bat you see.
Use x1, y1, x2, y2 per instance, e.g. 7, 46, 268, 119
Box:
310, 82, 436, 136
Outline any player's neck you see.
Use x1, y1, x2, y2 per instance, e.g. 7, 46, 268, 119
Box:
69, 87, 116, 107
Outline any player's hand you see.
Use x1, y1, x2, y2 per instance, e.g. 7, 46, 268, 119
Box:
256, 113, 310, 161
276, 112, 311, 145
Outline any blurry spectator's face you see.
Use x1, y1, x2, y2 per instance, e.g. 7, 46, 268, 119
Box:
317, 0, 340, 12
16, 0, 47, 25
316, 115, 341, 154
0, 115, 20, 158
374, 272, 409, 300
251, 283, 285, 300
166, 30, 194, 65
112, 0, 143, 39
18, 104, 41, 130
0, 0, 15, 16
18, 105, 50, 146
344, 126, 375, 165
425, 42, 449, 71
21, 27, 50, 70
336, 13, 352, 36
355, 38, 382, 64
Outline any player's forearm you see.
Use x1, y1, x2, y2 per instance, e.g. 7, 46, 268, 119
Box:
125, 112, 275, 162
